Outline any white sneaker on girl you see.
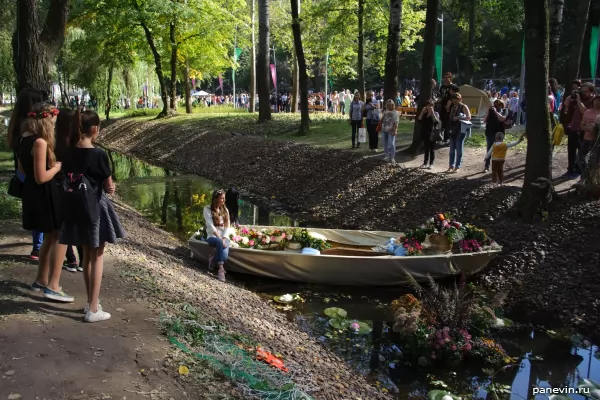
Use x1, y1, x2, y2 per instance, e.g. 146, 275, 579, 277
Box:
85, 309, 111, 323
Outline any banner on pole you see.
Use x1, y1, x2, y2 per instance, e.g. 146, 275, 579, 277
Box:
270, 64, 277, 90
232, 48, 243, 82
218, 74, 223, 93
435, 45, 442, 84
590, 26, 599, 81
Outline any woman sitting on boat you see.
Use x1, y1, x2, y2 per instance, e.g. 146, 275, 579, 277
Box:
203, 189, 230, 282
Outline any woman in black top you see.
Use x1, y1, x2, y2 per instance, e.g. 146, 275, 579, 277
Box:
482, 99, 506, 172
418, 100, 439, 169
18, 102, 74, 303
60, 108, 125, 323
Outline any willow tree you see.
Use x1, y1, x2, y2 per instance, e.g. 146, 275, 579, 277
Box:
14, 0, 69, 93
518, 0, 553, 221
257, 0, 272, 122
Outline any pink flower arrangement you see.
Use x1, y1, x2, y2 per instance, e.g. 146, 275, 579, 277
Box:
459, 239, 482, 253
248, 240, 255, 246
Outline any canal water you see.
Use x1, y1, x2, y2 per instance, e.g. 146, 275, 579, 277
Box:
110, 150, 600, 399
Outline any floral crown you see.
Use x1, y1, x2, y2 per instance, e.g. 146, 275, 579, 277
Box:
27, 108, 59, 119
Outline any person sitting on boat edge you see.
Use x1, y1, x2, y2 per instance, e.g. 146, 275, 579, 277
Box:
203, 189, 231, 282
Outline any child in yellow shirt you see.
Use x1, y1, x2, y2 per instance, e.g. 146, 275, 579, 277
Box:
484, 132, 524, 183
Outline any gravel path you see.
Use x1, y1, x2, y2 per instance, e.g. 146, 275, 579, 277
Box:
98, 119, 600, 341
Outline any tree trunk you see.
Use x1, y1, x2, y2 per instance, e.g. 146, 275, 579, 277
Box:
250, 0, 257, 113
291, 48, 299, 112
139, 20, 170, 118
357, 0, 366, 102
169, 21, 178, 111
106, 64, 113, 120
184, 59, 192, 114
405, 0, 439, 154
384, 0, 402, 103
548, 0, 564, 77
464, 0, 476, 85
291, 0, 309, 134
14, 0, 68, 93
563, 0, 591, 84
257, 0, 272, 122
518, 0, 553, 222
161, 181, 172, 225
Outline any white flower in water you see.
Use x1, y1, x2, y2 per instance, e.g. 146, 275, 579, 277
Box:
441, 395, 455, 400
494, 318, 505, 328
280, 294, 294, 302
308, 232, 327, 241
241, 237, 249, 245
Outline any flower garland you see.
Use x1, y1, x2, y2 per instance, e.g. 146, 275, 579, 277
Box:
28, 108, 59, 119
224, 227, 331, 251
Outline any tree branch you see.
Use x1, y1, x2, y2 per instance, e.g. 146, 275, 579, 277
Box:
177, 33, 204, 45
40, 0, 69, 52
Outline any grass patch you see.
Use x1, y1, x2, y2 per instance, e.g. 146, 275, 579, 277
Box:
0, 182, 21, 220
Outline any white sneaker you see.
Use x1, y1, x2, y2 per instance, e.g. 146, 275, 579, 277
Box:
383, 156, 389, 162
390, 159, 396, 165
85, 309, 111, 323
83, 303, 102, 315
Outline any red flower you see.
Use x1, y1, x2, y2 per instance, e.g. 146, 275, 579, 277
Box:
41, 112, 48, 118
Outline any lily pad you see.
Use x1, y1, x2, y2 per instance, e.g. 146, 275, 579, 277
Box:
328, 318, 350, 330
324, 307, 348, 319
347, 320, 372, 335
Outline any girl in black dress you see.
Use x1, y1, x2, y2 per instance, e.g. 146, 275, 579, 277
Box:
60, 108, 125, 323
18, 103, 74, 303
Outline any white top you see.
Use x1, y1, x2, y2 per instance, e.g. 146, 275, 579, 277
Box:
203, 205, 230, 238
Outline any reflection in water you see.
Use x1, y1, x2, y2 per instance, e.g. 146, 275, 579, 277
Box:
110, 151, 600, 399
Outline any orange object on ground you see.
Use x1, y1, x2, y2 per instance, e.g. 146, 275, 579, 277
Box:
256, 347, 289, 373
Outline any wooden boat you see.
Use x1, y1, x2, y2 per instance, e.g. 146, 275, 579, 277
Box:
188, 226, 500, 286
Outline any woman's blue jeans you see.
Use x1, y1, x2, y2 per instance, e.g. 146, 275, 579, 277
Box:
17, 170, 43, 252
206, 237, 229, 264
449, 130, 468, 168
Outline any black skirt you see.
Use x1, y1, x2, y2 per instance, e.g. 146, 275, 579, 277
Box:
21, 176, 62, 233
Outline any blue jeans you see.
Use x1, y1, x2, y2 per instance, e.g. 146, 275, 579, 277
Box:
449, 130, 468, 168
17, 170, 43, 252
382, 132, 396, 159
207, 237, 229, 264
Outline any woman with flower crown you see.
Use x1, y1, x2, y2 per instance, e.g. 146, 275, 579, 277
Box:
18, 102, 74, 303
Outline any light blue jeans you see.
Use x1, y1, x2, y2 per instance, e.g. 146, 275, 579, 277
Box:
382, 132, 396, 159
207, 236, 229, 264
449, 130, 468, 168
17, 170, 43, 252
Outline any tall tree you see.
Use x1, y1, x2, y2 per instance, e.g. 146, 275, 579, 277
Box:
383, 0, 402, 103
563, 0, 591, 84
14, 0, 69, 93
291, 0, 309, 133
518, 0, 552, 222
250, 0, 257, 113
357, 0, 366, 101
406, 0, 439, 154
169, 17, 178, 111
548, 0, 564, 77
257, 0, 272, 121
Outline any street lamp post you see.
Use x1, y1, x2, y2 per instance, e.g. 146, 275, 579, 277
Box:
492, 63, 497, 81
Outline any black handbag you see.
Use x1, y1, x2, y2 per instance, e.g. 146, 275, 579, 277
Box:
7, 174, 23, 198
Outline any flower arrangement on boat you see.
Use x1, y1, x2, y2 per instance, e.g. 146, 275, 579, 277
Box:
210, 226, 332, 251
375, 213, 499, 255
390, 277, 514, 367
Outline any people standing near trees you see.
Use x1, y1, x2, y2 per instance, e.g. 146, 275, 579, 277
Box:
339, 90, 346, 116
60, 108, 125, 322
345, 90, 353, 115
418, 100, 439, 169
381, 99, 399, 164
483, 99, 507, 172
18, 103, 74, 302
577, 96, 600, 184
331, 91, 339, 113
437, 72, 455, 143
54, 108, 84, 273
549, 78, 561, 115
561, 81, 594, 179
364, 95, 380, 152
7, 89, 47, 260
447, 93, 471, 173
203, 189, 230, 282
349, 92, 364, 149
506, 92, 519, 127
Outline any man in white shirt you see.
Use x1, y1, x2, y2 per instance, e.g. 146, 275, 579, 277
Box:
339, 90, 346, 115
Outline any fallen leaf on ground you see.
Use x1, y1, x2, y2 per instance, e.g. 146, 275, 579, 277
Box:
5, 370, 15, 376
178, 365, 189, 375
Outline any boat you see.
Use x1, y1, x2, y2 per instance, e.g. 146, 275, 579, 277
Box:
188, 226, 500, 286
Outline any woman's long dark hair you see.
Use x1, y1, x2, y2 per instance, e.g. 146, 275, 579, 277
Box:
6, 88, 47, 151
225, 187, 240, 225
210, 189, 229, 227
70, 107, 100, 146
54, 108, 75, 161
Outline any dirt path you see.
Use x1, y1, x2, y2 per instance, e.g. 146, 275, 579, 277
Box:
0, 222, 215, 400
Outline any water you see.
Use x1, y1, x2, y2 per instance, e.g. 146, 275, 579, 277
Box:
110, 150, 600, 399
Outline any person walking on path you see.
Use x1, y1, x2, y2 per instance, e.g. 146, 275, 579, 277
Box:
381, 99, 399, 164
418, 99, 439, 169
349, 92, 364, 149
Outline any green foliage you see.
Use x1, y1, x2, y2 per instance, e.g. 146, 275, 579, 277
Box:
0, 182, 21, 221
